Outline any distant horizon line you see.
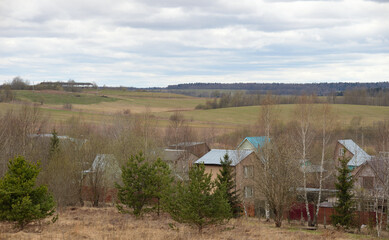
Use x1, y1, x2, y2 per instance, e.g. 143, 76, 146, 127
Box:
2, 79, 389, 89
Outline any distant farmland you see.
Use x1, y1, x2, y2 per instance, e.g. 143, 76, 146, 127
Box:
1, 89, 389, 129
15, 90, 119, 105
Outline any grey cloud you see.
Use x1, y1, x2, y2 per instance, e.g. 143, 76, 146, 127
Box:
0, 0, 388, 87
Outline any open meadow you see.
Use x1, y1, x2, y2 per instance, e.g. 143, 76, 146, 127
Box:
1, 90, 389, 130
0, 207, 380, 240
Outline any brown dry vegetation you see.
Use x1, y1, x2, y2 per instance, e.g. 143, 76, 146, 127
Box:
0, 207, 378, 240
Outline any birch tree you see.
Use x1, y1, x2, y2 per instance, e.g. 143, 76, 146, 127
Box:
258, 93, 277, 221
293, 95, 315, 225
313, 103, 334, 226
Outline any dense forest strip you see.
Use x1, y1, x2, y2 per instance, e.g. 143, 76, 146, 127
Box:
164, 82, 389, 95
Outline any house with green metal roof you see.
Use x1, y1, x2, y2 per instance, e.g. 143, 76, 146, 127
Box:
237, 136, 270, 151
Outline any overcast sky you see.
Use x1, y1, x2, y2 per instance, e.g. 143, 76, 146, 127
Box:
1, 0, 388, 87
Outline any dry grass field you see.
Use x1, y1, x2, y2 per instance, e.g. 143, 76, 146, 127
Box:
0, 207, 381, 240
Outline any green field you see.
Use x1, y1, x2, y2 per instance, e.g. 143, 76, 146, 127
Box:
156, 104, 389, 127
2, 90, 389, 129
93, 89, 194, 99
15, 90, 119, 105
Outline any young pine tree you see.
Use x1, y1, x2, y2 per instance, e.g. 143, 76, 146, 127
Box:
150, 158, 173, 216
0, 156, 56, 229
331, 155, 355, 229
166, 164, 231, 233
216, 153, 242, 218
115, 152, 155, 216
49, 129, 60, 158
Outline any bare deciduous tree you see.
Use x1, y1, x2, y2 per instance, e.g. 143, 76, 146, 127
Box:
258, 93, 277, 221
0, 104, 47, 177
135, 107, 161, 161
367, 155, 389, 237
165, 111, 194, 147
375, 120, 389, 153
256, 136, 300, 227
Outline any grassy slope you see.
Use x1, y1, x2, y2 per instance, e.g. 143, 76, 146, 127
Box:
3, 90, 389, 128
94, 89, 193, 99
97, 89, 205, 109
15, 90, 119, 105
156, 104, 389, 127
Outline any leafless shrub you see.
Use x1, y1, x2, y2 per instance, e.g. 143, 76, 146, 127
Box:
63, 103, 72, 110
0, 104, 47, 177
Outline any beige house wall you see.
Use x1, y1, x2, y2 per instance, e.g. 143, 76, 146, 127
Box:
204, 165, 223, 182
235, 153, 258, 206
238, 140, 254, 151
203, 152, 259, 207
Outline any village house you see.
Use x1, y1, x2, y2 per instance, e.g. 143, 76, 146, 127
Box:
194, 149, 258, 216
82, 154, 121, 205
237, 136, 269, 152
352, 153, 389, 212
315, 140, 388, 225
163, 148, 198, 180
334, 139, 371, 170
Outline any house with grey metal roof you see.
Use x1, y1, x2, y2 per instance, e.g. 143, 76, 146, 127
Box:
334, 139, 371, 169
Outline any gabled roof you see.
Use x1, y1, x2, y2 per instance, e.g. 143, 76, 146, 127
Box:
352, 156, 389, 186
169, 142, 207, 147
338, 139, 371, 167
366, 156, 389, 184
195, 149, 254, 166
83, 154, 119, 174
237, 136, 269, 150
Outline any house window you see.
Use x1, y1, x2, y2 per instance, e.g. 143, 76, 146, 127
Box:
244, 186, 253, 198
243, 165, 254, 179
339, 148, 344, 156
362, 177, 374, 189
364, 201, 375, 212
